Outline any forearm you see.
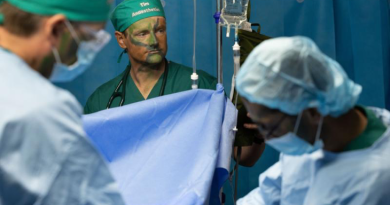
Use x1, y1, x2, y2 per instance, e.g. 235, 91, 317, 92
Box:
234, 142, 265, 167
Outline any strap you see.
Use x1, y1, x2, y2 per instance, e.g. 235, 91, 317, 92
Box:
251, 23, 261, 34
247, 0, 251, 22
117, 49, 127, 63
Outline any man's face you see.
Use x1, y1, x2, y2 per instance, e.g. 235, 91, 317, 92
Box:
59, 22, 106, 65
39, 20, 106, 78
241, 97, 297, 141
124, 16, 167, 65
242, 97, 317, 144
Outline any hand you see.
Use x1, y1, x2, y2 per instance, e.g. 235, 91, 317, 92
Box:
243, 113, 264, 141
243, 113, 258, 130
234, 114, 265, 167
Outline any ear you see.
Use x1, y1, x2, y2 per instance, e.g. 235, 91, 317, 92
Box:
306, 108, 323, 125
43, 14, 67, 47
115, 31, 128, 50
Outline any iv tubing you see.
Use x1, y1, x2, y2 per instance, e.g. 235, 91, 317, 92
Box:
192, 0, 198, 89
216, 0, 223, 84
232, 26, 240, 129
232, 27, 240, 205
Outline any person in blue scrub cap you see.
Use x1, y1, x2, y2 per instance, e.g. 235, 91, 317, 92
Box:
236, 36, 390, 205
0, 0, 125, 204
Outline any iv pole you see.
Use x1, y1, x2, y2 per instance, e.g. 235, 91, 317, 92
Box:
215, 0, 223, 84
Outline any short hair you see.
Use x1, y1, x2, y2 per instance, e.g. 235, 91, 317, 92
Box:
0, 2, 44, 37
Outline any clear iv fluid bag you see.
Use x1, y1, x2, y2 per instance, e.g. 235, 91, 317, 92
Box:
220, 0, 249, 27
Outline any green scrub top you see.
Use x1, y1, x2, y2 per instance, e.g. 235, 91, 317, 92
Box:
84, 61, 217, 114
344, 106, 387, 151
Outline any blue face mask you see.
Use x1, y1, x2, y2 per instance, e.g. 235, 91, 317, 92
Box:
266, 113, 324, 156
50, 21, 111, 83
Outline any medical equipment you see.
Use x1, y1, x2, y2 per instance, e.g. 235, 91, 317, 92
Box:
220, 0, 249, 37
232, 27, 241, 205
192, 0, 199, 89
106, 59, 169, 109
214, 0, 223, 84
230, 27, 240, 137
230, 27, 240, 101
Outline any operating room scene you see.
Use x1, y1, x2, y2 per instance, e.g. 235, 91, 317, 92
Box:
0, 0, 389, 204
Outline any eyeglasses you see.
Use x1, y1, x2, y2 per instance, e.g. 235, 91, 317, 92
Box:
78, 25, 102, 41
65, 20, 102, 43
257, 114, 287, 140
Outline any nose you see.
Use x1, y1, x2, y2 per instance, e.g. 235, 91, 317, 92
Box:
148, 33, 158, 48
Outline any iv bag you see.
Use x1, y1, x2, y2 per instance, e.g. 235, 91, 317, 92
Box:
220, 0, 249, 28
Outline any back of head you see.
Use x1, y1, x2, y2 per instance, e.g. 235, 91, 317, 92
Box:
0, 0, 112, 35
0, 0, 4, 24
236, 36, 362, 117
6, 0, 111, 22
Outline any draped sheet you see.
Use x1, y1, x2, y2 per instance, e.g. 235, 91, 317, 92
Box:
83, 84, 236, 205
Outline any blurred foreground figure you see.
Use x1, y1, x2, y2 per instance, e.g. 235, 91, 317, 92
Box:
236, 36, 390, 205
0, 0, 125, 204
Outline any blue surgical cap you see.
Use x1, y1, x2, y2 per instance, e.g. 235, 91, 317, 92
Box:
236, 36, 362, 117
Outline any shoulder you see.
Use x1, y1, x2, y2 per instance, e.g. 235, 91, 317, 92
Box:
84, 72, 124, 114
307, 167, 390, 205
0, 88, 125, 204
305, 146, 390, 205
14, 89, 84, 137
169, 61, 217, 90
1, 81, 86, 160
0, 68, 83, 125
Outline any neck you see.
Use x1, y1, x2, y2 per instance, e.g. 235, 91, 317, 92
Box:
0, 29, 43, 70
129, 59, 166, 99
322, 108, 368, 152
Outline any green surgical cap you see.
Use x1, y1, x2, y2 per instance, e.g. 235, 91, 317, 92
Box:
111, 0, 165, 32
5, 0, 112, 22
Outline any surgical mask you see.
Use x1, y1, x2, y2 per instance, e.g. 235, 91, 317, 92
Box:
50, 21, 111, 83
266, 112, 324, 155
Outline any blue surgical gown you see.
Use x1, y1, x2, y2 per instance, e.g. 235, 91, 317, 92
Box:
0, 49, 125, 205
238, 107, 390, 205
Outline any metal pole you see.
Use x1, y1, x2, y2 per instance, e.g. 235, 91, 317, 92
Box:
216, 0, 223, 84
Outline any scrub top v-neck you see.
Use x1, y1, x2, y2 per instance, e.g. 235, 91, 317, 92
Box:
127, 67, 165, 102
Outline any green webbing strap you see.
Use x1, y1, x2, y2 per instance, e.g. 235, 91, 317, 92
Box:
117, 49, 127, 63
251, 23, 261, 34
247, 0, 251, 22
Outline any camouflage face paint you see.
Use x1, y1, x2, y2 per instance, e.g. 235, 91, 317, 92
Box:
125, 17, 167, 65
39, 30, 78, 77
58, 31, 79, 65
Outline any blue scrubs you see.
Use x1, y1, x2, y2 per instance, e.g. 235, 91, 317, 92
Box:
238, 107, 390, 205
0, 49, 125, 205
